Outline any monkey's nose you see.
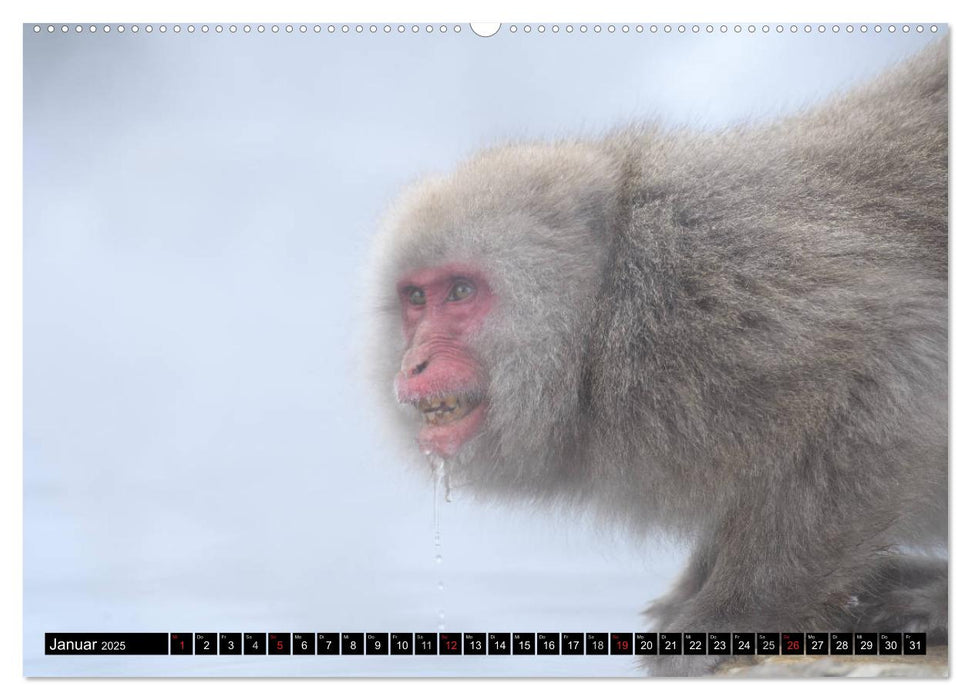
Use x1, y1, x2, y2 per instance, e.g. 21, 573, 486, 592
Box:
410, 360, 429, 376
400, 348, 430, 377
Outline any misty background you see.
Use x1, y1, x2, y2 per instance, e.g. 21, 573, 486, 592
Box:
23, 23, 939, 676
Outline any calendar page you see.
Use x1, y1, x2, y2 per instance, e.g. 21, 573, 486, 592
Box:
23, 21, 948, 678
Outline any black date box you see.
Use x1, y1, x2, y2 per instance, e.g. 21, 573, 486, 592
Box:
781, 632, 805, 655
806, 633, 828, 655
561, 633, 584, 655
244, 633, 266, 655
341, 633, 364, 655
464, 633, 486, 655
830, 632, 853, 655
268, 633, 290, 655
219, 633, 242, 655
635, 633, 658, 655
292, 633, 314, 655
757, 633, 780, 655
366, 633, 389, 655
732, 633, 755, 655
537, 633, 560, 655
390, 633, 414, 655
585, 633, 608, 655
414, 633, 437, 655
904, 633, 926, 655
659, 632, 682, 655
316, 633, 339, 655
708, 633, 730, 655
610, 633, 633, 655
488, 633, 511, 655
170, 633, 192, 655
513, 633, 535, 655
879, 633, 902, 655
684, 633, 706, 655
854, 632, 878, 655
439, 633, 461, 655
45, 633, 167, 655
194, 633, 217, 656
241, 633, 265, 655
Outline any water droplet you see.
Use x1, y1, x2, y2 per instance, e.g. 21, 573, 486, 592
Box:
428, 455, 451, 631
428, 454, 452, 503
430, 455, 445, 535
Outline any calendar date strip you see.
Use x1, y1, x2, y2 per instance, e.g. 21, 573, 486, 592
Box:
45, 632, 927, 656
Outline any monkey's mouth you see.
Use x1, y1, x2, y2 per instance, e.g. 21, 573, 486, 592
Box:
405, 390, 487, 457
417, 392, 483, 426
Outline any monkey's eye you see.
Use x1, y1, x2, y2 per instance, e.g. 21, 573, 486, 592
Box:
405, 287, 426, 306
447, 279, 475, 302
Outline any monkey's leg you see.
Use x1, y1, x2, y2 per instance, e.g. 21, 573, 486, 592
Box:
641, 493, 919, 676
643, 537, 716, 624
852, 554, 947, 643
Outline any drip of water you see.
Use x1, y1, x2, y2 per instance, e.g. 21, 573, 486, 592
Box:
432, 456, 443, 546
430, 454, 452, 537
428, 454, 450, 631
436, 457, 452, 503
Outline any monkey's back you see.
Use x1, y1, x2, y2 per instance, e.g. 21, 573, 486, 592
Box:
589, 41, 947, 537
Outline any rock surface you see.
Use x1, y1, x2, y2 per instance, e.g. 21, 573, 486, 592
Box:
716, 646, 948, 678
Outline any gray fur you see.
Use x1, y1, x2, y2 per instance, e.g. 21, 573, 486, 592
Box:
369, 41, 947, 675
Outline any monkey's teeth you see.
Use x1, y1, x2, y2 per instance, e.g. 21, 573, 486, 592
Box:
416, 393, 482, 426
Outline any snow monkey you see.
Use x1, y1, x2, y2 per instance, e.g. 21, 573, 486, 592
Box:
368, 40, 947, 675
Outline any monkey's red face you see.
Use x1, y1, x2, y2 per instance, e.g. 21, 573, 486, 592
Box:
394, 265, 493, 458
